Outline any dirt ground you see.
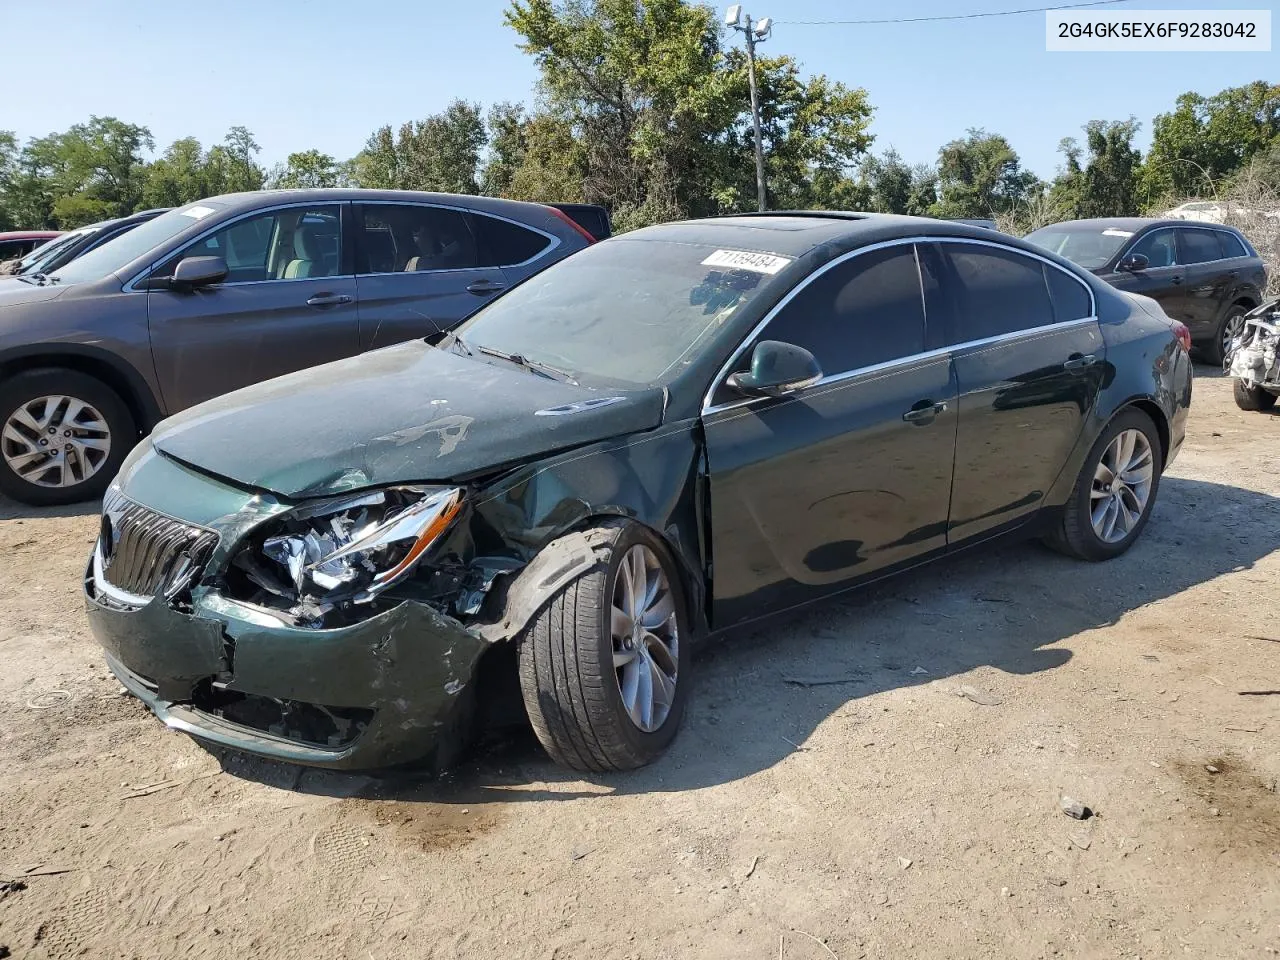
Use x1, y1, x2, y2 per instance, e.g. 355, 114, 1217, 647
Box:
1, 367, 1277, 960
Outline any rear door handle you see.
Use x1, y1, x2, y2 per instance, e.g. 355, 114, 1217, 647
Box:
306, 293, 352, 307
902, 399, 947, 423
466, 280, 506, 295
1064, 353, 1098, 371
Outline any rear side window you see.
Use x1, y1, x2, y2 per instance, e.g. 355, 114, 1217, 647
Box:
1179, 228, 1223, 265
941, 244, 1055, 342
1217, 231, 1249, 259
471, 214, 552, 267
764, 246, 926, 374
1046, 267, 1092, 322
356, 205, 479, 273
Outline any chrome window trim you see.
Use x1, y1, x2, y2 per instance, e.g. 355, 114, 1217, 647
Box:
701, 234, 1098, 415
354, 199, 561, 274
122, 200, 350, 293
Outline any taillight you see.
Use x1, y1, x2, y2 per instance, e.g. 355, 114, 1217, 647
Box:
1171, 320, 1191, 353
545, 206, 597, 244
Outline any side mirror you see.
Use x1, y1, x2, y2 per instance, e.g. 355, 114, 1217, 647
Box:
727, 340, 823, 398
171, 255, 228, 289
1116, 253, 1149, 273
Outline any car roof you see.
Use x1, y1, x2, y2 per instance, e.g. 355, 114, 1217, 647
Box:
1039, 216, 1242, 233
202, 188, 564, 220
624, 212, 1011, 258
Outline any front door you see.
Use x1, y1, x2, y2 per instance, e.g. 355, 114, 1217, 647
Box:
703, 243, 957, 628
932, 240, 1105, 543
1107, 227, 1189, 322
353, 203, 507, 350
147, 204, 359, 412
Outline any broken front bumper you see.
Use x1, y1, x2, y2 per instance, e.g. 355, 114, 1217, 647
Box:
85, 558, 487, 770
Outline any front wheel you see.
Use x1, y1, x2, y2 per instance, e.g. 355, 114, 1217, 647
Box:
1234, 379, 1278, 412
516, 522, 690, 772
1044, 408, 1163, 561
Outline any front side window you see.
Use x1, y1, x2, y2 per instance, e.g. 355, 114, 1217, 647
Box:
762, 246, 926, 375
1179, 228, 1224, 265
357, 205, 478, 273
941, 244, 1055, 342
1127, 229, 1178, 268
164, 206, 342, 282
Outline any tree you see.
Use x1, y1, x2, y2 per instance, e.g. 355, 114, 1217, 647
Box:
268, 150, 341, 189
860, 148, 937, 215
933, 128, 1038, 219
1142, 81, 1280, 201
0, 131, 18, 230
480, 101, 529, 196
53, 116, 154, 224
206, 126, 266, 194
351, 101, 487, 194
141, 137, 212, 208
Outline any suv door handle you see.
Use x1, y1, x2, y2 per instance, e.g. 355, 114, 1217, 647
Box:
1064, 353, 1098, 371
466, 280, 506, 295
306, 293, 352, 307
902, 399, 947, 423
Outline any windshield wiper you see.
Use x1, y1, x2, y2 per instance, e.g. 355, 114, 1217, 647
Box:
27, 272, 59, 285
476, 345, 577, 384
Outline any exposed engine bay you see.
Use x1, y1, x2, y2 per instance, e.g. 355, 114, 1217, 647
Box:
1227, 297, 1280, 397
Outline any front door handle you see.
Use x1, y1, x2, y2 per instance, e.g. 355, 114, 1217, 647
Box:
466, 280, 506, 296
902, 399, 948, 423
1064, 353, 1098, 371
306, 293, 353, 307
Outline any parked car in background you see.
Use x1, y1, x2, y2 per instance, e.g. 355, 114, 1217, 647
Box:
1025, 217, 1267, 364
0, 230, 62, 263
947, 218, 999, 231
549, 203, 612, 240
1162, 200, 1280, 223
83, 213, 1192, 773
0, 190, 596, 505
0, 209, 169, 278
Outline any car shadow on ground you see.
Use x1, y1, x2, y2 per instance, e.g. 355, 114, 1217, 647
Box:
211, 474, 1280, 804
0, 493, 100, 521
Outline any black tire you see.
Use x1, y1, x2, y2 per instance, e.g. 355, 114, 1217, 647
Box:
1205, 305, 1249, 366
516, 521, 691, 772
0, 368, 136, 506
1234, 379, 1278, 412
1044, 407, 1163, 562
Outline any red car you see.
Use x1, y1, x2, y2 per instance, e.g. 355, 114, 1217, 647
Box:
0, 230, 61, 262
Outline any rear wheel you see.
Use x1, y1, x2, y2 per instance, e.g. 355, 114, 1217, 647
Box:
1207, 305, 1249, 366
516, 521, 690, 772
1234, 379, 1278, 412
1044, 408, 1163, 562
0, 368, 136, 506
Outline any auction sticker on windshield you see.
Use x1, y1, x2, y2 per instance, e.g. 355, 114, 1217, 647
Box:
701, 249, 793, 274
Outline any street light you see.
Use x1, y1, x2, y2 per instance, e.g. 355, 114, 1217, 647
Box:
726, 6, 772, 212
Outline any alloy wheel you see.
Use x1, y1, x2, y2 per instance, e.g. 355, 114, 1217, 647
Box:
1090, 428, 1154, 544
1221, 312, 1246, 357
1, 395, 112, 489
610, 544, 679, 733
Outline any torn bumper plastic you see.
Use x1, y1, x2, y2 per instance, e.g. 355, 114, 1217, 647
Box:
85, 560, 487, 770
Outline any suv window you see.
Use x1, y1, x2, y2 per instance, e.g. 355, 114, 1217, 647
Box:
1127, 229, 1177, 268
1045, 267, 1092, 322
1218, 231, 1249, 259
164, 206, 342, 282
763, 246, 926, 375
941, 243, 1055, 342
357, 204, 478, 273
471, 213, 552, 267
1179, 228, 1223, 265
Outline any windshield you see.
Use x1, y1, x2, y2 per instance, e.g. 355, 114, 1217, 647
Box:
1024, 225, 1132, 271
48, 203, 222, 284
18, 229, 93, 273
453, 238, 786, 387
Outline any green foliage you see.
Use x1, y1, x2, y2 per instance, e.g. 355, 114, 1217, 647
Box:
269, 149, 342, 189
934, 128, 1039, 219
1049, 119, 1142, 220
860, 148, 936, 215
349, 101, 487, 194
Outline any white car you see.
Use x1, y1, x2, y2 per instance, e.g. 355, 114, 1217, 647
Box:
1162, 200, 1277, 223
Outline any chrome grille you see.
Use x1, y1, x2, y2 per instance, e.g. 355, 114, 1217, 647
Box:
99, 493, 218, 598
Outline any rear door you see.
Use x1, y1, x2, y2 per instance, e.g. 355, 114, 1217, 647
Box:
146, 203, 359, 412
935, 240, 1104, 544
1176, 227, 1233, 340
703, 242, 957, 627
1108, 228, 1188, 321
352, 203, 508, 350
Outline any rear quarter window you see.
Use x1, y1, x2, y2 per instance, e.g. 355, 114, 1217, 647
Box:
1045, 266, 1092, 322
472, 214, 552, 267
1218, 231, 1249, 259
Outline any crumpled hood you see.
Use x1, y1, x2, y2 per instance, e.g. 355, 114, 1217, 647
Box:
151, 339, 666, 499
0, 277, 70, 307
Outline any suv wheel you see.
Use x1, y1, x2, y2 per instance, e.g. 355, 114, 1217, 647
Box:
517, 521, 691, 772
1207, 306, 1249, 366
0, 368, 136, 506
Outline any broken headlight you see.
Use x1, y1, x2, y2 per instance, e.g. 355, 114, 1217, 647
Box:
234, 486, 463, 613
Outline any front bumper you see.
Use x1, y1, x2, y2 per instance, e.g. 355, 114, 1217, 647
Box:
86, 558, 488, 770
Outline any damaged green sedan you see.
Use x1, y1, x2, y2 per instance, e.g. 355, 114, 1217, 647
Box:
85, 213, 1191, 772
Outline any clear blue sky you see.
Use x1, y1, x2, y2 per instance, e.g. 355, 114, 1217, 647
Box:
4, 0, 1273, 181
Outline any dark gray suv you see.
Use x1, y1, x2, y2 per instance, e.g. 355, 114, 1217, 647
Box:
0, 190, 600, 505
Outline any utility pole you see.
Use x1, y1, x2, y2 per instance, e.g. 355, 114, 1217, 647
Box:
726, 6, 772, 212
